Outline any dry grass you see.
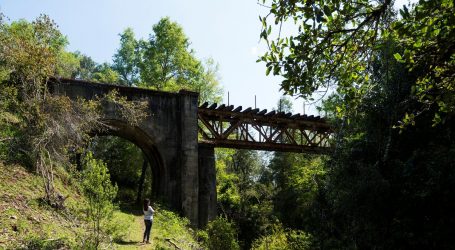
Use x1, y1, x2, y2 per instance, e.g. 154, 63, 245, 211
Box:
0, 162, 85, 249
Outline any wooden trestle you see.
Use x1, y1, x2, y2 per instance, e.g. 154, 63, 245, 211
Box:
198, 102, 334, 154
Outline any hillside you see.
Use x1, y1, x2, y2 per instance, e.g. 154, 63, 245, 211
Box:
0, 162, 202, 249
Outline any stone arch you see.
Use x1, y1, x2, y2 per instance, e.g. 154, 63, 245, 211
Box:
94, 119, 166, 199
51, 79, 201, 227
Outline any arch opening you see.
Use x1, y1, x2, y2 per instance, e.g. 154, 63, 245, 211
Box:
87, 120, 166, 204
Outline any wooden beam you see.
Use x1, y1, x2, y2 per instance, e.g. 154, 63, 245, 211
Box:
197, 103, 334, 154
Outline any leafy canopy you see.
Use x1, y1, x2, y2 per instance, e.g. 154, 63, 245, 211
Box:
111, 18, 223, 103
112, 27, 139, 86
259, 0, 454, 125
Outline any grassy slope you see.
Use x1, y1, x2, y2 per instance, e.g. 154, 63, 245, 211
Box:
0, 162, 86, 249
0, 162, 202, 249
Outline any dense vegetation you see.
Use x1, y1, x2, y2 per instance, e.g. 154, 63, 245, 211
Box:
253, 0, 455, 249
1, 0, 454, 249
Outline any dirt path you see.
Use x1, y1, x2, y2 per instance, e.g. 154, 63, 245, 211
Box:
113, 207, 201, 250
115, 215, 156, 250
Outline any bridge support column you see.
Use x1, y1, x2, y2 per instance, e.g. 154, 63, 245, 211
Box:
179, 90, 200, 227
198, 144, 217, 228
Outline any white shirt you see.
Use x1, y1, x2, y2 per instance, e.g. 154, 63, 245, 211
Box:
144, 206, 155, 221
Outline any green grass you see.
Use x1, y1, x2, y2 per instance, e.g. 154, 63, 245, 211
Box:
114, 204, 203, 250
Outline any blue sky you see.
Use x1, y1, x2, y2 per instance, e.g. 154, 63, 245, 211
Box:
0, 0, 411, 115
1, 0, 308, 113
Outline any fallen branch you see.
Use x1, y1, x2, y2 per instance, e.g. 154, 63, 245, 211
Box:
165, 238, 181, 250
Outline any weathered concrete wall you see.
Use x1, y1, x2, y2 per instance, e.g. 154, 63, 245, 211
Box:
49, 79, 201, 226
198, 144, 217, 227
178, 90, 200, 227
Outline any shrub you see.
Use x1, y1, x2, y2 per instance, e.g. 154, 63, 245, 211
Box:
206, 217, 239, 250
196, 229, 208, 245
81, 152, 118, 249
251, 224, 312, 250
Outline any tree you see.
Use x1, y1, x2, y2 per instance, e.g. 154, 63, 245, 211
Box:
0, 14, 67, 99
391, 0, 455, 125
111, 18, 223, 103
258, 4, 455, 245
295, 36, 455, 249
135, 17, 223, 103
92, 63, 120, 83
266, 97, 327, 231
56, 51, 81, 78
259, 0, 454, 125
197, 58, 223, 104
0, 14, 89, 203
73, 52, 97, 80
81, 152, 118, 249
112, 28, 139, 86
216, 148, 275, 249
229, 150, 262, 193
206, 217, 240, 250
267, 97, 293, 191
139, 17, 201, 90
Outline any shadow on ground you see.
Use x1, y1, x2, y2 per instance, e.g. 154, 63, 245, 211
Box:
118, 202, 144, 216
115, 240, 141, 245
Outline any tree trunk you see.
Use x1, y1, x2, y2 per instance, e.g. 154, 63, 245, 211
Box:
136, 155, 148, 204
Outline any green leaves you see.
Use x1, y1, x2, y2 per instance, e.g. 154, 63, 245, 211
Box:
0, 14, 66, 97
139, 17, 196, 90
206, 217, 240, 250
112, 28, 140, 86
81, 152, 118, 248
258, 0, 390, 103
133, 17, 222, 102
323, 5, 332, 17
391, 0, 455, 126
259, 0, 455, 126
266, 66, 272, 76
82, 152, 118, 203
393, 53, 406, 64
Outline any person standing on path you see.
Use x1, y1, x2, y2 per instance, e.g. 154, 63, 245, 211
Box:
143, 198, 155, 244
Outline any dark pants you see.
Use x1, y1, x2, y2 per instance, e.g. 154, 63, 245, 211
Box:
143, 220, 152, 242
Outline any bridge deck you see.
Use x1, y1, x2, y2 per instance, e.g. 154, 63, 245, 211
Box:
198, 102, 333, 153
